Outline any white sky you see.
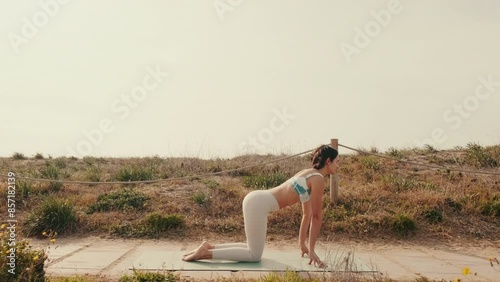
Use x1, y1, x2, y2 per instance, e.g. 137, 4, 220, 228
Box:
1, 0, 499, 159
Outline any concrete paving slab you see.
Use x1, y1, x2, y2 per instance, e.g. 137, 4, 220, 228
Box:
426, 251, 498, 281
45, 243, 90, 263
48, 244, 134, 275
352, 252, 412, 279
33, 238, 499, 281
379, 250, 499, 281
131, 250, 376, 272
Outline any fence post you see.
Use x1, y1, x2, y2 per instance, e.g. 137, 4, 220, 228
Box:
330, 138, 339, 204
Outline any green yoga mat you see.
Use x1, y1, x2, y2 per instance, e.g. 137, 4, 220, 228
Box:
131, 250, 377, 272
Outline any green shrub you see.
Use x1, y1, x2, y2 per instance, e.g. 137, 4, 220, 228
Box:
39, 165, 63, 192
12, 152, 26, 160
242, 172, 288, 189
24, 198, 77, 237
116, 165, 154, 182
83, 156, 97, 165
47, 275, 93, 282
386, 147, 403, 159
34, 153, 44, 160
145, 213, 184, 234
52, 158, 68, 169
422, 209, 443, 224
465, 142, 498, 168
0, 227, 47, 282
383, 175, 416, 191
17, 180, 31, 197
360, 156, 380, 171
192, 191, 209, 206
201, 179, 220, 190
87, 189, 150, 213
481, 197, 500, 217
445, 198, 462, 211
390, 214, 416, 237
363, 171, 374, 183
85, 165, 101, 183
16, 181, 32, 207
424, 144, 438, 153
119, 269, 176, 282
261, 270, 317, 282
40, 165, 60, 179
324, 203, 357, 222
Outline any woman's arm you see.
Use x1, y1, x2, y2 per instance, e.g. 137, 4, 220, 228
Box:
308, 177, 325, 267
299, 200, 312, 256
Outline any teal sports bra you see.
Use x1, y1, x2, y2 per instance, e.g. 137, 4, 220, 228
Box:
287, 172, 323, 202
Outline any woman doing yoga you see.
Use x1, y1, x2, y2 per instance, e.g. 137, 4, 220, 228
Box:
182, 144, 339, 267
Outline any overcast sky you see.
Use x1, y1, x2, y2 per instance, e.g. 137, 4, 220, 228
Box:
1, 0, 499, 159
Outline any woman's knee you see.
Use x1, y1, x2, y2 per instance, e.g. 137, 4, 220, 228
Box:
248, 249, 263, 262
248, 256, 262, 262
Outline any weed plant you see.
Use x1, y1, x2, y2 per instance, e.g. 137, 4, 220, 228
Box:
24, 198, 78, 237
87, 189, 150, 213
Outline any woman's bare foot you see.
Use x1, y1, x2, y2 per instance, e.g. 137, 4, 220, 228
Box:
182, 241, 213, 260
182, 245, 211, 261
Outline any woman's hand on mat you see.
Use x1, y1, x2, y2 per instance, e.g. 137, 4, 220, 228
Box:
308, 251, 326, 268
300, 244, 309, 257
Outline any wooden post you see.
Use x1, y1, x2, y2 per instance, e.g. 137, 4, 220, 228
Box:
330, 138, 339, 204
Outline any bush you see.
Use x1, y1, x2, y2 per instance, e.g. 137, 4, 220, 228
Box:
242, 172, 288, 189
116, 165, 155, 182
261, 271, 316, 282
445, 198, 462, 211
87, 189, 150, 213
422, 144, 438, 153
34, 153, 44, 160
386, 147, 403, 159
12, 152, 26, 160
192, 191, 209, 206
390, 214, 417, 237
360, 156, 380, 171
39, 165, 63, 192
383, 175, 416, 191
422, 209, 443, 224
119, 270, 176, 282
0, 225, 47, 282
201, 179, 220, 190
145, 213, 184, 234
465, 142, 498, 168
52, 158, 68, 169
481, 197, 500, 217
23, 198, 78, 237
84, 165, 101, 183
16, 181, 32, 207
47, 276, 93, 282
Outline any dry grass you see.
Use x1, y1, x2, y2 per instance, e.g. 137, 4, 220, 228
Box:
0, 145, 499, 247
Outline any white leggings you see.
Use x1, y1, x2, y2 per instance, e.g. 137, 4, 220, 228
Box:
211, 190, 279, 262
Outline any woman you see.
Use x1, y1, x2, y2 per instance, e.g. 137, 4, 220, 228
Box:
182, 144, 339, 267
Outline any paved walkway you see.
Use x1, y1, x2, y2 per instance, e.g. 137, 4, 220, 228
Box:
30, 237, 499, 281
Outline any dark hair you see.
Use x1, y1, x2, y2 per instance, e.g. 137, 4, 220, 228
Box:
311, 145, 338, 169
